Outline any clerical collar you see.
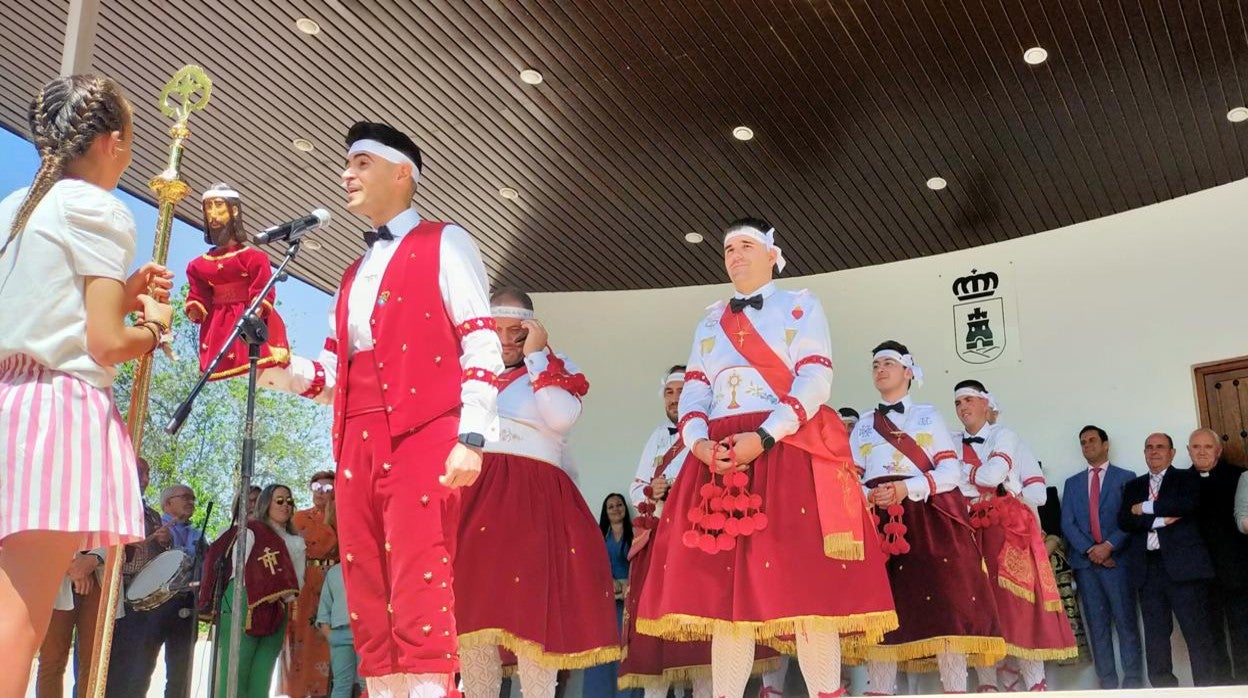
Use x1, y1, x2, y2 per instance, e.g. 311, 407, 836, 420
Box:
732, 281, 776, 300
377, 207, 422, 239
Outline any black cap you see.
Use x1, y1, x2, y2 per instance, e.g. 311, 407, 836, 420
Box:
346, 121, 422, 172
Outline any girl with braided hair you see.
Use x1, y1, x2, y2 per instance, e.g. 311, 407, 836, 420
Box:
0, 73, 174, 695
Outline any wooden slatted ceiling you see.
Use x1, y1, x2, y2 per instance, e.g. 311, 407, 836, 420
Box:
0, 0, 1245, 293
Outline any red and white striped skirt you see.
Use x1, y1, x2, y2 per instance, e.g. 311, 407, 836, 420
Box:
0, 355, 144, 547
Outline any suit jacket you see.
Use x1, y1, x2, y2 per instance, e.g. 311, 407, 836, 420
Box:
1061, 463, 1135, 570
1118, 466, 1214, 589
1193, 460, 1248, 589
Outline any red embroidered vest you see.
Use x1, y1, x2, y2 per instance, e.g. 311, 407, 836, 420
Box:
331, 221, 462, 458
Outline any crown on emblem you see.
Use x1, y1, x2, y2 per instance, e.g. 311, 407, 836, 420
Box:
952, 269, 999, 300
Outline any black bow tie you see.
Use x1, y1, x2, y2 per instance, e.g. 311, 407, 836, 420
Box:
363, 225, 395, 248
668, 427, 678, 435
877, 402, 904, 415
729, 294, 764, 313
962, 436, 985, 444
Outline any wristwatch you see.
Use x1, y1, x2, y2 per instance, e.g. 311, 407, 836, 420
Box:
458, 432, 485, 449
756, 427, 776, 452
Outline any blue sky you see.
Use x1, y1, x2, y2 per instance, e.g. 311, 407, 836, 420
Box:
0, 127, 333, 357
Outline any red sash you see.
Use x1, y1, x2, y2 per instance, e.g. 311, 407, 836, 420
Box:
496, 365, 528, 393
717, 307, 867, 560
871, 412, 935, 474
629, 439, 685, 561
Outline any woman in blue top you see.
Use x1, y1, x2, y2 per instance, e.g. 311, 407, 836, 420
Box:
584, 493, 637, 696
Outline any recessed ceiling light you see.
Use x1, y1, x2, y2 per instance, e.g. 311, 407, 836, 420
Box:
292, 138, 315, 153
499, 187, 519, 200
732, 126, 754, 141
295, 17, 321, 35
684, 232, 704, 244
1023, 47, 1048, 65
519, 69, 543, 85
1227, 107, 1248, 123
926, 176, 948, 191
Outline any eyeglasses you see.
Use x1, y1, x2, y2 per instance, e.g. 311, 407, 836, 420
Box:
272, 497, 294, 506
311, 482, 334, 493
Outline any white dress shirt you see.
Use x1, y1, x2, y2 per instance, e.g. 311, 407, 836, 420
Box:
630, 422, 681, 507
277, 208, 503, 438
485, 351, 583, 468
850, 395, 962, 502
677, 282, 835, 445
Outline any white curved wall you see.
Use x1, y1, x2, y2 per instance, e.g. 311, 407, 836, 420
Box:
535, 178, 1248, 691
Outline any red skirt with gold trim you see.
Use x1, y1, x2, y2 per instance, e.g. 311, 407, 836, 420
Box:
975, 495, 1077, 661
453, 452, 621, 669
635, 412, 897, 648
858, 484, 1005, 668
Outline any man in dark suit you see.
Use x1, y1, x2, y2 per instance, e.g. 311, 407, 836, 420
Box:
1060, 425, 1143, 689
1119, 432, 1222, 687
1188, 427, 1248, 682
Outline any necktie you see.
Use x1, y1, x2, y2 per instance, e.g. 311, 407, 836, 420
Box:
876, 402, 904, 415
962, 436, 985, 444
729, 294, 764, 313
363, 225, 395, 248
1089, 467, 1103, 543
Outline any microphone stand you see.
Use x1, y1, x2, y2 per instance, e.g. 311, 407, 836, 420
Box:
165, 239, 304, 698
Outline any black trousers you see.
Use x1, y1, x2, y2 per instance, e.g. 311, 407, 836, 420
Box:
1137, 552, 1221, 687
1209, 581, 1248, 683
104, 591, 197, 698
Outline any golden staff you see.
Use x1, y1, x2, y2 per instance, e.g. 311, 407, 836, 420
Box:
84, 64, 212, 698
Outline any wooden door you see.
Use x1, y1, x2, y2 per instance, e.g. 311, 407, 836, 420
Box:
1195, 356, 1248, 467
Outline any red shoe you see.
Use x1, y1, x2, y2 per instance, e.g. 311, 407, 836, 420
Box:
759, 688, 784, 698
816, 690, 847, 697
976, 685, 999, 693
1028, 680, 1048, 692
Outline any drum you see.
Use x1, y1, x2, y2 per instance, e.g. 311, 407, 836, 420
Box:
126, 549, 192, 611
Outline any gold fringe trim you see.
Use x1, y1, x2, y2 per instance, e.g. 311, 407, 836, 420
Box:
617, 656, 780, 690
824, 532, 865, 561
852, 635, 1006, 668
1044, 599, 1062, 613
999, 576, 1036, 604
458, 628, 621, 670
634, 610, 898, 648
1004, 642, 1079, 662
209, 353, 289, 381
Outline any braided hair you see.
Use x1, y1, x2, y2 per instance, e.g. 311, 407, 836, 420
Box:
1, 74, 130, 258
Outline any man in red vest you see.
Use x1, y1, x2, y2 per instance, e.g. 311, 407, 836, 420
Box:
271, 121, 503, 697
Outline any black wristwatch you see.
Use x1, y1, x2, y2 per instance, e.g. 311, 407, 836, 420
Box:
458, 432, 485, 449
756, 427, 776, 452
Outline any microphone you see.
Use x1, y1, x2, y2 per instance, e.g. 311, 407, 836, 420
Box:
253, 208, 331, 244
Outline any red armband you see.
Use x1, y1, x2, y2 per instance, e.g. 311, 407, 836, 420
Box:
300, 362, 326, 399
462, 367, 499, 388
531, 353, 589, 398
456, 317, 497, 338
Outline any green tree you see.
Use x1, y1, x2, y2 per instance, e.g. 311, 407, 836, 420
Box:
113, 285, 332, 538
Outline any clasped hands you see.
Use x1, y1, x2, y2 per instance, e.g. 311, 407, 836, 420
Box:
692, 432, 763, 474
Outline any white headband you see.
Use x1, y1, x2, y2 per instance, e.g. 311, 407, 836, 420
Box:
659, 371, 685, 395
873, 349, 924, 387
723, 226, 786, 273
491, 305, 535, 320
202, 187, 240, 202
953, 386, 1001, 413
349, 139, 420, 184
